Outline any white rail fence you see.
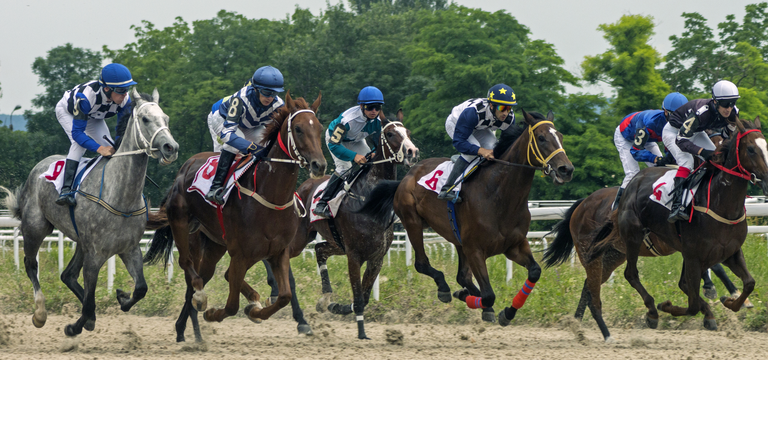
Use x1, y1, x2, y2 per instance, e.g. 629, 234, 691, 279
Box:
3, 198, 768, 301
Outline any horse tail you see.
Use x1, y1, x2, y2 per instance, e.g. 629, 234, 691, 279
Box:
542, 198, 584, 268
0, 185, 22, 220
585, 211, 620, 264
143, 225, 174, 266
355, 180, 401, 225
146, 206, 169, 230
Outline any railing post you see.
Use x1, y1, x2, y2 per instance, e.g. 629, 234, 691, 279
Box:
13, 227, 19, 271
373, 275, 379, 301
405, 230, 412, 267
506, 258, 513, 283
167, 250, 174, 283
107, 256, 115, 293
58, 231, 64, 274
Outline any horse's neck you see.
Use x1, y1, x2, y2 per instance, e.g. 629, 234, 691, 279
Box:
707, 146, 750, 217
473, 132, 535, 215
369, 159, 396, 181
98, 123, 149, 203
251, 143, 299, 201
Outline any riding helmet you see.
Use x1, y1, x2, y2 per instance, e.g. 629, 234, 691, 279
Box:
100, 63, 137, 89
251, 66, 285, 92
662, 92, 688, 112
357, 86, 385, 104
711, 80, 739, 104
487, 84, 517, 106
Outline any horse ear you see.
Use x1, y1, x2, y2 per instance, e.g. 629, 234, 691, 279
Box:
285, 90, 295, 111
547, 110, 554, 122
310, 91, 322, 113
152, 87, 160, 104
755, 116, 762, 130
130, 87, 140, 102
396, 109, 404, 122
734, 117, 746, 133
522, 108, 533, 124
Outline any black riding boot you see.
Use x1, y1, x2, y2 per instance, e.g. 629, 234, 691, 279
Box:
611, 187, 624, 211
55, 159, 79, 207
667, 176, 687, 223
205, 150, 236, 205
437, 156, 470, 203
313, 173, 345, 219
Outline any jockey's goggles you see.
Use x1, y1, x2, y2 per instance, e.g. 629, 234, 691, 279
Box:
495, 104, 512, 113
258, 88, 279, 98
716, 99, 737, 108
363, 104, 382, 112
111, 86, 131, 94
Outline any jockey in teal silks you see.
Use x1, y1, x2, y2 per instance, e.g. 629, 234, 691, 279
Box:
313, 86, 384, 219
54, 63, 136, 206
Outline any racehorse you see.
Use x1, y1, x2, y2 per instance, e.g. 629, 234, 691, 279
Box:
357, 110, 574, 325
584, 116, 768, 332
143, 92, 325, 342
269, 111, 419, 340
0, 89, 179, 336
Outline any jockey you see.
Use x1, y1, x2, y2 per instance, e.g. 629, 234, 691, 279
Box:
313, 86, 384, 219
437, 83, 516, 202
611, 92, 688, 210
54, 63, 136, 206
664, 80, 740, 222
205, 65, 285, 205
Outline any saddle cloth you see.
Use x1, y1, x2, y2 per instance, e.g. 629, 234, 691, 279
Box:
649, 169, 700, 211
188, 155, 256, 207
309, 178, 346, 223
417, 157, 482, 195
40, 157, 102, 193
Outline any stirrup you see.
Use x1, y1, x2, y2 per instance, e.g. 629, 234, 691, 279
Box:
55, 191, 77, 207
437, 189, 461, 203
667, 206, 687, 223
206, 187, 226, 205
313, 201, 332, 218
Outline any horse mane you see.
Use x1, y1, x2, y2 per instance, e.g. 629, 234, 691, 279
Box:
261, 97, 311, 146
114, 92, 154, 150
493, 111, 547, 158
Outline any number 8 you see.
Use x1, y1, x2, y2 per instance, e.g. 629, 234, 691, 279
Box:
227, 98, 240, 118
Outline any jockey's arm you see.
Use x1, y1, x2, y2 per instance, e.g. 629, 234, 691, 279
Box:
327, 123, 358, 162
71, 96, 108, 154
218, 96, 259, 153
452, 108, 480, 155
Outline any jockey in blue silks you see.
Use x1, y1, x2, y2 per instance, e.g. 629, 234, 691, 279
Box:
611, 92, 689, 210
437, 83, 517, 203
205, 65, 285, 205
313, 86, 384, 219
54, 63, 136, 206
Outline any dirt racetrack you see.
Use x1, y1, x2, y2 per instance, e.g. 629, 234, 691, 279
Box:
1, 307, 767, 360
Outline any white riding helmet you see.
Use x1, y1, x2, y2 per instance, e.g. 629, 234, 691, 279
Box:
711, 80, 739, 104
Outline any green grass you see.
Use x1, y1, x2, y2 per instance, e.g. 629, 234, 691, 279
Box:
1, 235, 767, 331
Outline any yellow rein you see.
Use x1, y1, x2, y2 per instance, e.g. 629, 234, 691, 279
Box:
526, 120, 566, 170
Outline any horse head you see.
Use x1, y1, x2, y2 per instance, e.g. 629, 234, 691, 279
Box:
718, 116, 768, 194
517, 109, 574, 184
278, 90, 327, 179
379, 109, 419, 166
124, 88, 179, 165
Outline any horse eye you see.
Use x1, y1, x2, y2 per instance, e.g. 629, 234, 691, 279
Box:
295, 126, 302, 134
387, 132, 394, 138
538, 135, 546, 141
142, 117, 149, 124
748, 146, 756, 155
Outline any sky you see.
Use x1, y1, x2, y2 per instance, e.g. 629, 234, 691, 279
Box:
0, 0, 755, 115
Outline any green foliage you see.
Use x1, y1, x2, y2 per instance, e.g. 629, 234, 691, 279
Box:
582, 14, 670, 116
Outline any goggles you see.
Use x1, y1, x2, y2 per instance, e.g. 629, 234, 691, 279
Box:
363, 104, 382, 112
258, 88, 279, 98
717, 99, 737, 108
111, 86, 131, 95
495, 104, 512, 113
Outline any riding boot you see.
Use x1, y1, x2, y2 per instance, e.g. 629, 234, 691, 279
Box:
437, 156, 470, 203
205, 150, 236, 205
55, 159, 79, 207
313, 172, 345, 219
611, 187, 624, 211
667, 176, 688, 223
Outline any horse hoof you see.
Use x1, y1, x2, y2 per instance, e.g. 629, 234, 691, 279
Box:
203, 309, 216, 322
298, 324, 313, 336
244, 302, 263, 324
744, 298, 755, 309
498, 307, 516, 327
84, 319, 95, 332
605, 336, 616, 343
646, 316, 659, 329
704, 319, 718, 331
657, 301, 671, 313
328, 303, 353, 315
64, 324, 79, 337
438, 290, 452, 303
316, 293, 332, 313
270, 296, 278, 305
702, 286, 717, 300
32, 312, 47, 328
192, 291, 208, 312
482, 309, 496, 323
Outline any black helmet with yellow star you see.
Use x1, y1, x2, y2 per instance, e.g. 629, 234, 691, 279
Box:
487, 84, 517, 106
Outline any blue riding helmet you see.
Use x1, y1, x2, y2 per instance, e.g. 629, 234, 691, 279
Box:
100, 63, 137, 89
487, 84, 517, 106
251, 66, 285, 92
357, 86, 385, 104
662, 92, 688, 112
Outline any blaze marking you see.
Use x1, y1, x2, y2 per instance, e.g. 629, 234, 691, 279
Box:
548, 127, 563, 148
756, 137, 768, 168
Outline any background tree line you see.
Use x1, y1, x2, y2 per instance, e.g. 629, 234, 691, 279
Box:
1, 1, 767, 206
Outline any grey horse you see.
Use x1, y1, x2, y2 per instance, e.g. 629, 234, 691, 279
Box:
0, 88, 179, 336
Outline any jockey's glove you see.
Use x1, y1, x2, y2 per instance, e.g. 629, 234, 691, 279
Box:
699, 149, 715, 161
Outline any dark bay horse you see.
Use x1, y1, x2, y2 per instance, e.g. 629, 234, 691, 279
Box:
144, 92, 326, 342
1, 89, 179, 336
585, 116, 768, 332
272, 111, 419, 340
358, 110, 574, 325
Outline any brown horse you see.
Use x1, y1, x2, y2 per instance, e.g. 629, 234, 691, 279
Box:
358, 110, 574, 325
584, 116, 768, 332
264, 111, 420, 339
144, 92, 326, 342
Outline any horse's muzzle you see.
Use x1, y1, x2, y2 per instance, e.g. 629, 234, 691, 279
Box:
406, 149, 420, 167
309, 160, 327, 179
551, 164, 574, 184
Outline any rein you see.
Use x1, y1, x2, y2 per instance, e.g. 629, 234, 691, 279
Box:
487, 120, 566, 172
708, 128, 763, 184
110, 101, 169, 158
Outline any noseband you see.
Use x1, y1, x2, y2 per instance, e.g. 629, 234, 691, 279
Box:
111, 101, 169, 159
370, 121, 406, 165
527, 120, 566, 175
272, 109, 316, 168
708, 128, 763, 184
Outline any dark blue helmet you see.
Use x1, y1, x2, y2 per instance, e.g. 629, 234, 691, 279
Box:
100, 63, 137, 89
251, 66, 284, 92
662, 92, 688, 111
357, 86, 385, 104
487, 84, 516, 106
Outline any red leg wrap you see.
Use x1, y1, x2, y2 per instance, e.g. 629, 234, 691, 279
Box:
465, 296, 483, 309
512, 279, 536, 310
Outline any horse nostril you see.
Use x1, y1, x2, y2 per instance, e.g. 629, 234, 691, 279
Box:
558, 166, 573, 177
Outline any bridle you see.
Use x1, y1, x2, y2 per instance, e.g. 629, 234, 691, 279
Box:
110, 101, 169, 159
370, 121, 406, 165
526, 120, 566, 175
267, 109, 315, 168
708, 128, 763, 185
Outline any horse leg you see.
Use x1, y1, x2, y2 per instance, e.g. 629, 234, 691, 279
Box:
453, 247, 496, 322
719, 249, 756, 313
356, 255, 386, 340
168, 206, 207, 312
314, 241, 343, 313
287, 268, 312, 335
263, 259, 279, 304
244, 251, 292, 321
498, 243, 539, 327
65, 254, 106, 336
115, 246, 148, 312
658, 260, 716, 329
401, 213, 451, 303
452, 246, 481, 298
335, 256, 370, 339
621, 240, 660, 329
21, 220, 52, 328
711, 262, 751, 307
180, 235, 226, 343
701, 268, 717, 299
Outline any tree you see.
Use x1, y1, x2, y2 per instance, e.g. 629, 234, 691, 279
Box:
582, 15, 670, 116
